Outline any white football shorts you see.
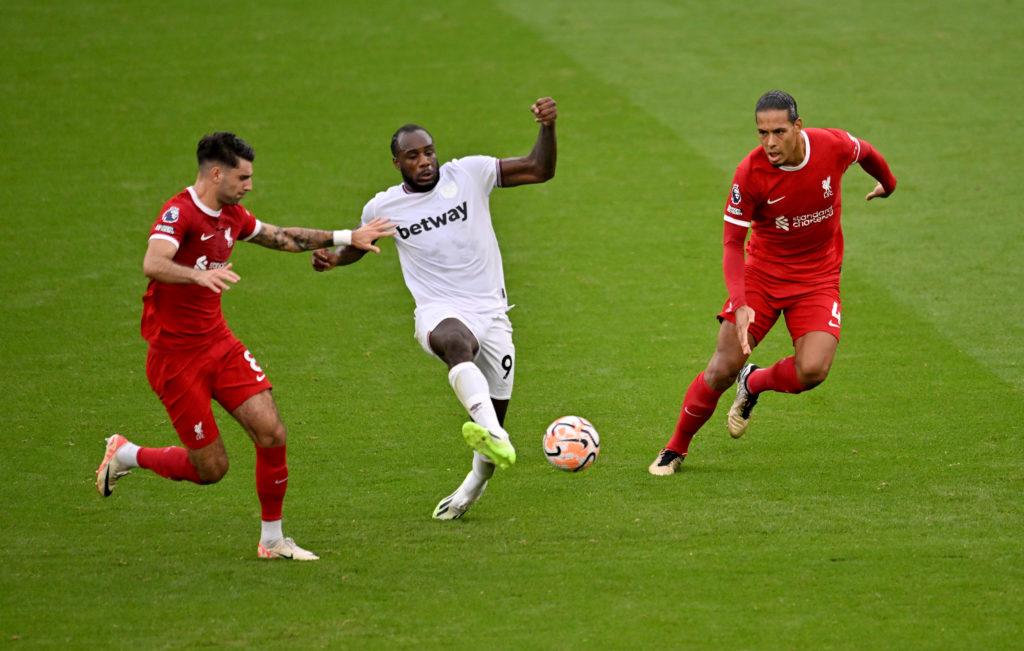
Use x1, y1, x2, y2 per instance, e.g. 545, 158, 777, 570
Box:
414, 304, 515, 400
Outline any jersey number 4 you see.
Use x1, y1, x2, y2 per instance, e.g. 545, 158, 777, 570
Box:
828, 302, 842, 329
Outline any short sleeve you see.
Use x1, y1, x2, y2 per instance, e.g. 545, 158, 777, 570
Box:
149, 203, 185, 249
724, 158, 756, 228
360, 196, 377, 226
451, 155, 499, 192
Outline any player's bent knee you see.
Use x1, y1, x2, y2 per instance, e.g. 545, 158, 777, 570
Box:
705, 359, 744, 391
188, 443, 230, 484
254, 423, 287, 448
796, 364, 830, 389
195, 458, 229, 484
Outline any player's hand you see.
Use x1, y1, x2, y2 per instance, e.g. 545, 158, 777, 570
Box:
311, 248, 341, 272
531, 97, 557, 126
351, 216, 396, 254
196, 263, 240, 294
734, 305, 755, 356
865, 181, 892, 201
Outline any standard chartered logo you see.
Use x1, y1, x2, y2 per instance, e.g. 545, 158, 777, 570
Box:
194, 256, 229, 271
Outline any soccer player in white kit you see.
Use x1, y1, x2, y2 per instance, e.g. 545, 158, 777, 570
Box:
313, 97, 557, 519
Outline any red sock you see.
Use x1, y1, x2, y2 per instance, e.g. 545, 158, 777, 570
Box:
665, 372, 725, 455
748, 356, 806, 394
255, 444, 287, 522
137, 446, 203, 484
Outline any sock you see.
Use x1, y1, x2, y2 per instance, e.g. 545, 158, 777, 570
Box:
748, 356, 806, 395
448, 362, 506, 438
471, 451, 496, 483
452, 452, 494, 504
115, 442, 141, 468
261, 519, 283, 545
255, 444, 287, 522
665, 372, 725, 455
137, 446, 203, 483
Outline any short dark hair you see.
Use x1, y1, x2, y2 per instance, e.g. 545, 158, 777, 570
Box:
196, 132, 255, 169
755, 90, 799, 123
390, 124, 431, 157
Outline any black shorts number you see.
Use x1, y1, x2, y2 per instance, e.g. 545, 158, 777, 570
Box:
501, 354, 513, 380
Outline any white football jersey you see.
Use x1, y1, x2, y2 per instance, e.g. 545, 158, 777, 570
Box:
361, 156, 507, 313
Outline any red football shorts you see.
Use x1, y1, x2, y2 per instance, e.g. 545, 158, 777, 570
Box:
719, 270, 842, 345
145, 335, 273, 450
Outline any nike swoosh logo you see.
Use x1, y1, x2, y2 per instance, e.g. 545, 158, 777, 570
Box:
256, 374, 266, 381
201, 233, 215, 240
274, 477, 289, 484
767, 196, 785, 205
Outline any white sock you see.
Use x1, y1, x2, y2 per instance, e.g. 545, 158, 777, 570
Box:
115, 442, 140, 468
472, 451, 496, 483
455, 454, 494, 503
448, 362, 505, 437
261, 519, 283, 544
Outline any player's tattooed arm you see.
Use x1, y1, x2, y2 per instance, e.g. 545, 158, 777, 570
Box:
251, 224, 334, 252
256, 218, 394, 254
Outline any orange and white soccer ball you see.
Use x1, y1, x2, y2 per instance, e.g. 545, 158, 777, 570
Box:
543, 416, 600, 472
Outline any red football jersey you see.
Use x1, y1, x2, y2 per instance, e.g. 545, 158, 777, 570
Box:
724, 127, 867, 284
141, 186, 261, 349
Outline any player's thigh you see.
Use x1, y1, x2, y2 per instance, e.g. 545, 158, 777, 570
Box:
415, 305, 479, 362
230, 389, 286, 448
704, 320, 751, 390
476, 314, 515, 400
717, 286, 780, 347
792, 331, 838, 386
783, 285, 842, 343
146, 346, 223, 450
213, 339, 274, 414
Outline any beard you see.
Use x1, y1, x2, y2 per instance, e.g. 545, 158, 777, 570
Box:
401, 164, 440, 193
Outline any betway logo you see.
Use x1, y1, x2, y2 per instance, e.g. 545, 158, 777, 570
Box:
396, 201, 467, 239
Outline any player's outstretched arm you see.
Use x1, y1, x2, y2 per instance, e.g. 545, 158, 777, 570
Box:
250, 225, 334, 252
143, 238, 240, 294
498, 97, 557, 188
252, 217, 395, 253
350, 217, 396, 253
311, 217, 396, 271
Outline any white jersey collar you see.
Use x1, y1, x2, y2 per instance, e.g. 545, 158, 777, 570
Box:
780, 130, 811, 172
187, 186, 222, 217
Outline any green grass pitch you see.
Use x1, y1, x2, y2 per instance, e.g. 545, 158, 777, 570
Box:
2, 0, 1022, 648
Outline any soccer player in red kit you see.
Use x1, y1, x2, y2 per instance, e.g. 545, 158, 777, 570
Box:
94, 132, 395, 558
649, 90, 897, 476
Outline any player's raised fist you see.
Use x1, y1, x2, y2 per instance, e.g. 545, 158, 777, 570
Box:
531, 97, 557, 126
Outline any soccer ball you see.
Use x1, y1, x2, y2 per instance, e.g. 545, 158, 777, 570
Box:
543, 416, 600, 472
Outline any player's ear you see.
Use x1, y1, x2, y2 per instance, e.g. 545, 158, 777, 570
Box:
793, 117, 803, 130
